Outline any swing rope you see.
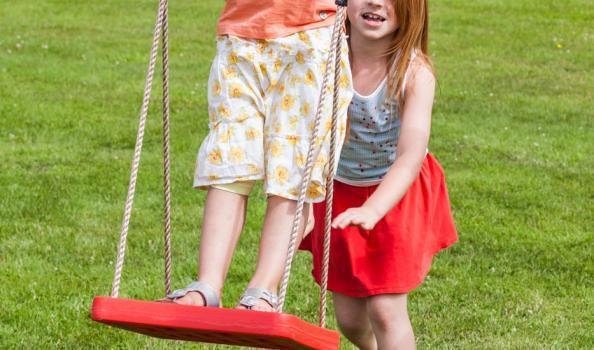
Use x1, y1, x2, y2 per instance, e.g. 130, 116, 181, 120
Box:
160, 0, 173, 298
320, 5, 346, 327
109, 0, 348, 329
111, 0, 168, 298
276, 5, 347, 327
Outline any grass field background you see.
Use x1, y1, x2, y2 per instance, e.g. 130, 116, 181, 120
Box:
1, 0, 592, 348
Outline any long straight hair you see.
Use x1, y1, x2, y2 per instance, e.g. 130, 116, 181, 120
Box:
386, 0, 433, 109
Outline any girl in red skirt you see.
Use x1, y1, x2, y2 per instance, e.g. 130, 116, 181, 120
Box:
302, 0, 458, 348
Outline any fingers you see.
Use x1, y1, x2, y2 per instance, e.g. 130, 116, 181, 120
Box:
332, 209, 369, 229
331, 206, 378, 230
361, 222, 373, 230
331, 211, 350, 229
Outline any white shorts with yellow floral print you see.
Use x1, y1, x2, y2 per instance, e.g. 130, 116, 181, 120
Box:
194, 26, 353, 203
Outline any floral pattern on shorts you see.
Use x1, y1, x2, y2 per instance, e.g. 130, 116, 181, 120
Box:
194, 26, 353, 203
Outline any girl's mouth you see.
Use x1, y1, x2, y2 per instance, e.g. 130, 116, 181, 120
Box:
361, 12, 386, 23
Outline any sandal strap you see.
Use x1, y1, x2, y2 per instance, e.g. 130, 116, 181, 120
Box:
167, 281, 220, 307
239, 287, 278, 309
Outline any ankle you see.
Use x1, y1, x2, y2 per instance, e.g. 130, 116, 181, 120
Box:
246, 280, 278, 294
196, 278, 223, 296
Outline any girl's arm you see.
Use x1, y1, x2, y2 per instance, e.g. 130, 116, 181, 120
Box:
332, 63, 436, 230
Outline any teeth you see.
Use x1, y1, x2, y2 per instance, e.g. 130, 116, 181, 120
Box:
362, 13, 385, 21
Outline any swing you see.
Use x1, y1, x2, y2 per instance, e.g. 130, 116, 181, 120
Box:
91, 0, 348, 349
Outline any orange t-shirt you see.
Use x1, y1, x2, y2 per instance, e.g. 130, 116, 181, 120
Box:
217, 0, 337, 39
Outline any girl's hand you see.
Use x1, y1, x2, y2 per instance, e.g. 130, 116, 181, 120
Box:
332, 206, 381, 230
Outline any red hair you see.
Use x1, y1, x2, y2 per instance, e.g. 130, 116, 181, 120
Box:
386, 0, 433, 108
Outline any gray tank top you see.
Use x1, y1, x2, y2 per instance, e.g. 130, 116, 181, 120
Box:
336, 78, 400, 184
336, 51, 418, 185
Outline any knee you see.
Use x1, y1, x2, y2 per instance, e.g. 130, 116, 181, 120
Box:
336, 316, 366, 339
336, 316, 375, 348
368, 300, 410, 334
368, 308, 395, 334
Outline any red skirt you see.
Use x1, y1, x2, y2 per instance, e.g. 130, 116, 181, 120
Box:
300, 153, 458, 297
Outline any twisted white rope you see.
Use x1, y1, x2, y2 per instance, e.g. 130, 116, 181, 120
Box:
111, 0, 168, 298
319, 7, 346, 327
111, 3, 349, 329
161, 0, 173, 297
277, 6, 347, 318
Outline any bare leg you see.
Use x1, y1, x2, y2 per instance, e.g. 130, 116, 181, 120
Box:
174, 188, 248, 306
368, 294, 415, 350
238, 196, 310, 311
333, 292, 377, 350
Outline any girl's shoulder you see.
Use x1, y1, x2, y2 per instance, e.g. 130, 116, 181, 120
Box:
408, 55, 435, 82
405, 55, 435, 96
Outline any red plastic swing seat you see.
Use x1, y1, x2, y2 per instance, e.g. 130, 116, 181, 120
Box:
91, 296, 339, 349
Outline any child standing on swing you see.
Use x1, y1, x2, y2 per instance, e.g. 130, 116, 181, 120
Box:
304, 0, 458, 348
164, 1, 353, 311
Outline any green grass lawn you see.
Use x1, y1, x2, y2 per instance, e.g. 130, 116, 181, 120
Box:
1, 0, 592, 348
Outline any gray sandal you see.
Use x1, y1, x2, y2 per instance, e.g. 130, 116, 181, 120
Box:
238, 287, 278, 310
164, 281, 220, 307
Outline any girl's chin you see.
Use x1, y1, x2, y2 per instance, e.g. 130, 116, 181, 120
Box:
354, 29, 391, 41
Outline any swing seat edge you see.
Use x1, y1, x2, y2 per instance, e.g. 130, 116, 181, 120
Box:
91, 296, 339, 350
